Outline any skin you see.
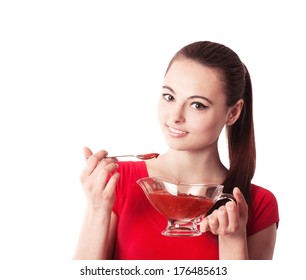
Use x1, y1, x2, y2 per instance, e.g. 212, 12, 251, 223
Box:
74, 149, 120, 260
73, 58, 277, 260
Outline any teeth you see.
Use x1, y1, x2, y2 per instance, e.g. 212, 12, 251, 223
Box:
169, 127, 186, 134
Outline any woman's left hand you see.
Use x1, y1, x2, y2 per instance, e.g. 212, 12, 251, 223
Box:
200, 187, 248, 238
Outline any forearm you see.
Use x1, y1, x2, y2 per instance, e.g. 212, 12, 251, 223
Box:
218, 232, 249, 260
73, 208, 111, 260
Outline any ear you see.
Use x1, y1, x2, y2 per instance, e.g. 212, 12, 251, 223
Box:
226, 99, 244, 126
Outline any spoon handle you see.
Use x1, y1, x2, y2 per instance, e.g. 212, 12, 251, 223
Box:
107, 155, 134, 158
107, 153, 159, 160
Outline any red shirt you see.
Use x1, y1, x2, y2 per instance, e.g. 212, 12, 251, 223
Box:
112, 161, 279, 260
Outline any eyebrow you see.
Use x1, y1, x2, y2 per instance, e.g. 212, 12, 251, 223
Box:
162, 86, 213, 104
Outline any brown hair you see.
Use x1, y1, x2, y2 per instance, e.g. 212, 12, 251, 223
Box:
166, 41, 255, 204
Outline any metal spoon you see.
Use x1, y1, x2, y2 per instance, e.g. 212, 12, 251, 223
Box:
107, 153, 159, 160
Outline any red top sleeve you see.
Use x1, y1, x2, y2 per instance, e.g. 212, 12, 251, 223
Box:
247, 185, 279, 236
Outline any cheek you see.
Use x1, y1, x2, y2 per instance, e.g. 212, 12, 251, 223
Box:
157, 101, 166, 124
192, 114, 226, 136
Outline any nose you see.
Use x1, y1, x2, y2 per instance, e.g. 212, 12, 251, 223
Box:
169, 104, 185, 124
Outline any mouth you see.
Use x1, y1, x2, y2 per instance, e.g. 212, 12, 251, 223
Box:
167, 125, 188, 137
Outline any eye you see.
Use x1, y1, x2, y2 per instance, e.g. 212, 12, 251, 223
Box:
162, 93, 175, 102
190, 102, 208, 110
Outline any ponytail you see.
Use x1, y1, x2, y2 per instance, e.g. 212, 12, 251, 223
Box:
223, 65, 255, 204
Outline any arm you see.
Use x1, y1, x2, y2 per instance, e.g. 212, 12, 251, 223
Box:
73, 148, 120, 260
73, 211, 118, 260
73, 209, 113, 259
247, 224, 277, 259
218, 223, 277, 260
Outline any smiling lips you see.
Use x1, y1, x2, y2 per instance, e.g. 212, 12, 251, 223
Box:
167, 126, 188, 138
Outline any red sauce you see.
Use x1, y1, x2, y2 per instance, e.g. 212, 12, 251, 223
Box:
147, 190, 214, 220
139, 153, 160, 159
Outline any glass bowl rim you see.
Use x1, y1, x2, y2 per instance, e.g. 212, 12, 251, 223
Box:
137, 176, 224, 188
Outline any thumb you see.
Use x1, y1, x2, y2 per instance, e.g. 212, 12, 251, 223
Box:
83, 146, 93, 160
233, 187, 245, 203
233, 187, 248, 216
199, 217, 210, 232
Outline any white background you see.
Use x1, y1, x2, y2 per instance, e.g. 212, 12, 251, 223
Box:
1, 0, 305, 278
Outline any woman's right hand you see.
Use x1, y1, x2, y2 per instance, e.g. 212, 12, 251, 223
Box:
80, 147, 120, 214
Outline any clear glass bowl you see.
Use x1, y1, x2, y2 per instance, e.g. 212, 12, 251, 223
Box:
137, 177, 235, 237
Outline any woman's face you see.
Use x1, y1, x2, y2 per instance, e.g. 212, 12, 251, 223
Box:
158, 58, 231, 152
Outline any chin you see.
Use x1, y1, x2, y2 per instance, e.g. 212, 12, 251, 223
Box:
165, 140, 194, 151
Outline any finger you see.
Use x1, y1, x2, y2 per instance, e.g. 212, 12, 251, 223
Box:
101, 157, 119, 165
91, 149, 109, 161
90, 157, 118, 179
199, 217, 210, 232
83, 147, 93, 160
104, 162, 119, 173
225, 201, 239, 232
93, 162, 119, 193
207, 210, 219, 234
233, 187, 245, 204
217, 206, 229, 235
81, 150, 108, 178
233, 187, 248, 218
90, 150, 120, 168
104, 172, 120, 200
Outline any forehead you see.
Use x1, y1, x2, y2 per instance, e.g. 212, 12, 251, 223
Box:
164, 58, 225, 99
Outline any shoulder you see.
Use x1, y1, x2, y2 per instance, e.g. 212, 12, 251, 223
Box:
247, 184, 279, 236
250, 184, 277, 198
250, 184, 278, 207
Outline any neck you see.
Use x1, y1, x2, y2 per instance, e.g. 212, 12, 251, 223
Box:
156, 147, 228, 184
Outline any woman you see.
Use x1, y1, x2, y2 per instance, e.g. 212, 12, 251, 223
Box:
74, 41, 279, 260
